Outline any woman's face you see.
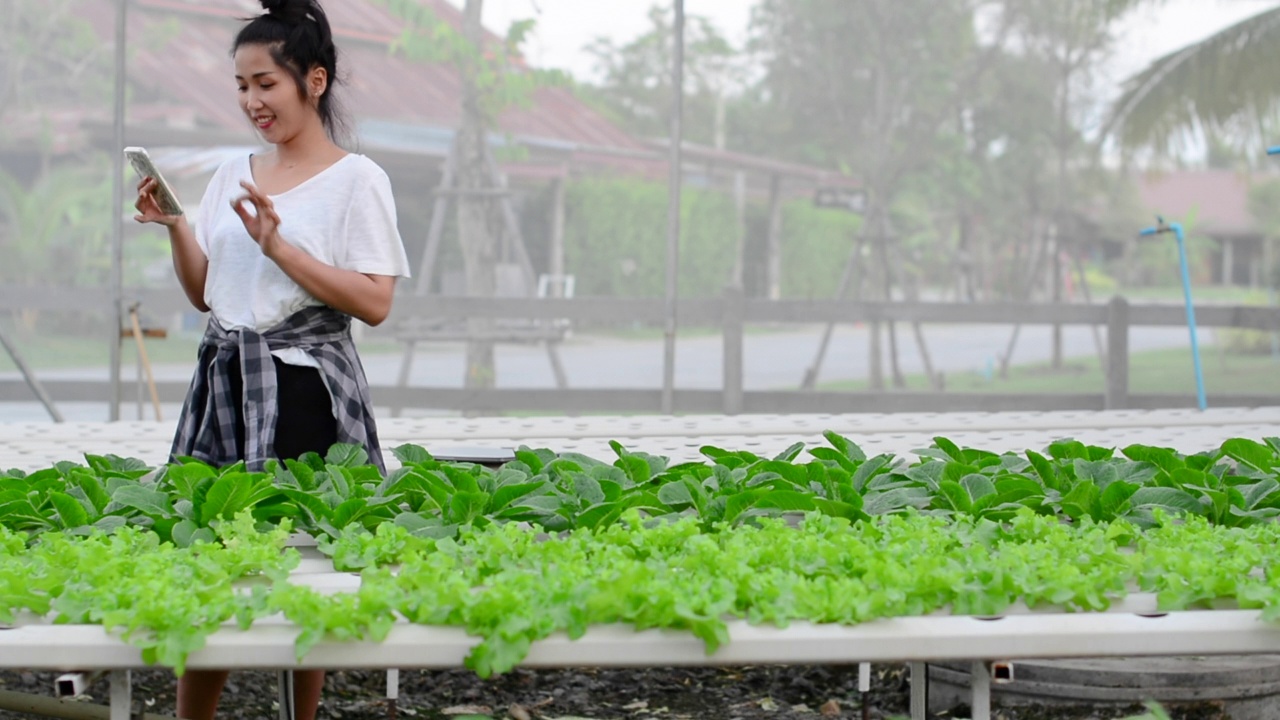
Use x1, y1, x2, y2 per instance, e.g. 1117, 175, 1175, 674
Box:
233, 43, 322, 144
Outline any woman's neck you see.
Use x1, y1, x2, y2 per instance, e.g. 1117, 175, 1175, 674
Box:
272, 120, 339, 168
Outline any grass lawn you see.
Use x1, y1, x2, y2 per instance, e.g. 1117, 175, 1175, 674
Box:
1114, 285, 1268, 304
0, 327, 405, 372
821, 345, 1280, 396
0, 329, 202, 371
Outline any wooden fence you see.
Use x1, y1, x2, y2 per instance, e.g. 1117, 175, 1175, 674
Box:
3, 287, 1280, 415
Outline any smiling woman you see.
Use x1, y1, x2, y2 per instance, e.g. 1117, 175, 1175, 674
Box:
129, 0, 411, 718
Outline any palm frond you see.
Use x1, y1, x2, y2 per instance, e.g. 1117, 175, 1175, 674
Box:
1104, 5, 1280, 153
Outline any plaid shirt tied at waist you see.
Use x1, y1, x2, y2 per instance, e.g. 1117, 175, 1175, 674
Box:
170, 306, 386, 475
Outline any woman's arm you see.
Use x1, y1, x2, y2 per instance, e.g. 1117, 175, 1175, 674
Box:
135, 177, 209, 313
268, 245, 396, 326
166, 217, 211, 313
229, 180, 396, 326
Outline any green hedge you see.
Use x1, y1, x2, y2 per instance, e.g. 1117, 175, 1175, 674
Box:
779, 202, 862, 299
562, 177, 862, 299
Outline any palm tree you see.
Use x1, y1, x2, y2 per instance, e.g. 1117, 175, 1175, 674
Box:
1106, 5, 1280, 152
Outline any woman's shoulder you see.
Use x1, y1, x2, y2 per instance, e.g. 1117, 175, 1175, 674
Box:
208, 153, 251, 187
329, 153, 390, 185
214, 152, 253, 176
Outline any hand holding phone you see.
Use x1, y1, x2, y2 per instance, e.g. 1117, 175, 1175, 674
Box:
125, 146, 184, 218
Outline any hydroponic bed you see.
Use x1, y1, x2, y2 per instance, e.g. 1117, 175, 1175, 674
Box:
3, 408, 1280, 720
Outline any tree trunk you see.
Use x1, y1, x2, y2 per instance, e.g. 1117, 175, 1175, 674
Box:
457, 0, 496, 391
878, 234, 906, 389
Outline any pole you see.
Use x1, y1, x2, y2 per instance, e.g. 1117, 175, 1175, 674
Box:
0, 328, 63, 422
108, 671, 131, 720
1139, 218, 1206, 410
1172, 223, 1207, 410
661, 0, 685, 414
1264, 147, 1280, 361
109, 0, 128, 421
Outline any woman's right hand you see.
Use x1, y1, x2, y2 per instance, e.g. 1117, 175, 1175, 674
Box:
133, 177, 182, 227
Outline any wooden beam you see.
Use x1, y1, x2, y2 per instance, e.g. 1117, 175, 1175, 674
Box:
5, 290, 1280, 331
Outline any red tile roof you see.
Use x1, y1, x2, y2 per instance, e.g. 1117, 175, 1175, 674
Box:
69, 0, 852, 188
1136, 169, 1263, 237
88, 0, 646, 154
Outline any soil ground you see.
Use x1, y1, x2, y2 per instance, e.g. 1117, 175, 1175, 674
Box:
0, 666, 1231, 720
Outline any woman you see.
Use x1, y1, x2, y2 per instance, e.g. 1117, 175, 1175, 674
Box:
133, 0, 409, 717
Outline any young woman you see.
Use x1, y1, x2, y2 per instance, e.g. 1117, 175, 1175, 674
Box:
133, 0, 409, 717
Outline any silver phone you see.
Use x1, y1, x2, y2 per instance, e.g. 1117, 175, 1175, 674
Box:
124, 146, 184, 216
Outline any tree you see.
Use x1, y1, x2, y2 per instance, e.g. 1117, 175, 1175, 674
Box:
998, 0, 1154, 369
377, 0, 562, 390
750, 0, 1001, 388
1106, 5, 1280, 154
582, 5, 748, 148
745, 0, 1152, 383
0, 161, 116, 331
907, 47, 1060, 303
0, 0, 114, 146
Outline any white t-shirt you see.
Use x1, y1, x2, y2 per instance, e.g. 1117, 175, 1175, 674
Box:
195, 153, 411, 365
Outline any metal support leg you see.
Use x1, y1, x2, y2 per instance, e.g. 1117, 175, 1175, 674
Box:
909, 662, 927, 720
970, 661, 991, 720
278, 670, 295, 720
386, 669, 400, 720
108, 671, 131, 720
858, 663, 871, 720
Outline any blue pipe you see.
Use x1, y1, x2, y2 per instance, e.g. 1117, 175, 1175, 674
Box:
1139, 218, 1207, 410
1268, 146, 1280, 156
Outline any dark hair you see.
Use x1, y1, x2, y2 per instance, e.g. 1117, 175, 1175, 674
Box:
233, 0, 350, 142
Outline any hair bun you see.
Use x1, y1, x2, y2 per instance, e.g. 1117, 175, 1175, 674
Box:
259, 0, 309, 23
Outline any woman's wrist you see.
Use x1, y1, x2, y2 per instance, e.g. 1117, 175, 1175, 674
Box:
265, 233, 296, 264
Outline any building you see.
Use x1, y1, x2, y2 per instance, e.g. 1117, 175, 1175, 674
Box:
1134, 169, 1274, 287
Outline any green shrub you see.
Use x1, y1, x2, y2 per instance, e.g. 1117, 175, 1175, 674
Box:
562, 176, 863, 299
780, 203, 863, 299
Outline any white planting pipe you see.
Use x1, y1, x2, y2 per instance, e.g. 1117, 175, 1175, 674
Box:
4, 611, 1280, 671
56, 671, 104, 698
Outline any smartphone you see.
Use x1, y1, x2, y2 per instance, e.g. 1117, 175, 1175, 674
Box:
124, 146, 184, 216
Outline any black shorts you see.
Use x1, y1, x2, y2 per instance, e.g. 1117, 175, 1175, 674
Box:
226, 356, 339, 462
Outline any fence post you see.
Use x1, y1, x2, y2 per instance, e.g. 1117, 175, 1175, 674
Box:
723, 286, 745, 415
1105, 296, 1129, 410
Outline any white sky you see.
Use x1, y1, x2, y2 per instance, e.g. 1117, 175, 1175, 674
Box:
453, 0, 1277, 92
468, 0, 755, 81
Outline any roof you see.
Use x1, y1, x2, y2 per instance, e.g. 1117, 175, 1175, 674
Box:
1135, 169, 1263, 237
65, 0, 854, 189
82, 0, 647, 156
129, 0, 645, 151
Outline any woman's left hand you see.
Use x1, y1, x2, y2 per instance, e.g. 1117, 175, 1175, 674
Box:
231, 181, 285, 258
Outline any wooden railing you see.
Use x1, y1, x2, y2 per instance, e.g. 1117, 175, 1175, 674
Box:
3, 288, 1279, 415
